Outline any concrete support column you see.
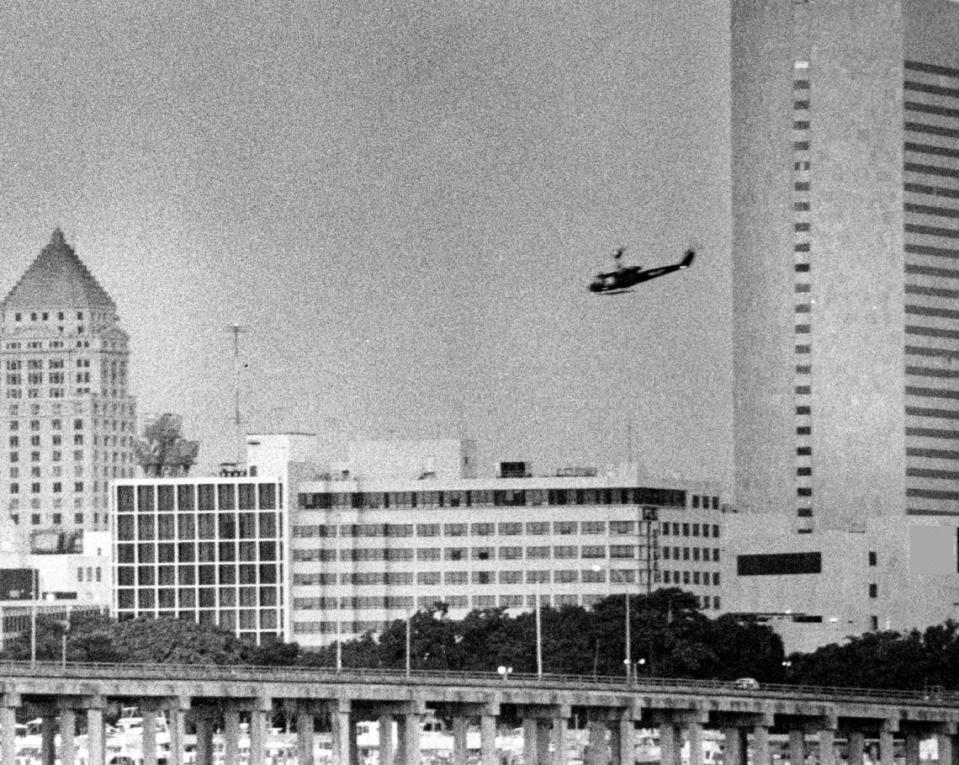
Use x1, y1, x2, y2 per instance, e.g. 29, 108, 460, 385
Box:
524, 718, 538, 765
879, 729, 895, 765
535, 720, 551, 765
87, 705, 106, 765
818, 729, 836, 765
552, 716, 568, 765
195, 713, 215, 765
142, 708, 158, 765
847, 731, 865, 765
224, 707, 242, 765
610, 718, 633, 765
724, 727, 744, 765
349, 716, 360, 765
379, 715, 394, 765
397, 714, 421, 765
586, 720, 608, 765
754, 725, 771, 765
905, 733, 921, 765
331, 709, 352, 765
1, 706, 17, 765
295, 709, 315, 765
40, 715, 56, 765
661, 723, 682, 765
167, 704, 187, 765
688, 721, 703, 765
248, 701, 271, 765
60, 709, 77, 765
788, 729, 805, 765
452, 717, 468, 765
937, 734, 954, 765
480, 715, 497, 765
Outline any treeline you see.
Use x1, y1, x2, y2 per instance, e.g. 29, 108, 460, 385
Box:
6, 589, 959, 691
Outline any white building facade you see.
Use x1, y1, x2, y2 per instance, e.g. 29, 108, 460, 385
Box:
290, 461, 728, 648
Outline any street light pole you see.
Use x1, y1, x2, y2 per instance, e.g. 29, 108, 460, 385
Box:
61, 606, 71, 669
406, 610, 412, 677
594, 565, 631, 680
334, 512, 342, 672
535, 579, 543, 678
30, 599, 36, 667
624, 581, 631, 683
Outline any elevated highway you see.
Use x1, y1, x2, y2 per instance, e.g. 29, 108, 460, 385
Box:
1, 662, 956, 765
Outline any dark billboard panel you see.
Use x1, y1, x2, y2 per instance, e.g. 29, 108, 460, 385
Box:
0, 568, 36, 600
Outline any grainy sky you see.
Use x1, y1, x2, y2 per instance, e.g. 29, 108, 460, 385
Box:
0, 1, 732, 485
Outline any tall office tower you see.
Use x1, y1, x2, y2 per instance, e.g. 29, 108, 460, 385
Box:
0, 230, 136, 536
732, 0, 959, 530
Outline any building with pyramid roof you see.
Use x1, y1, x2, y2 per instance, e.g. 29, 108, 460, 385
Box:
0, 230, 136, 540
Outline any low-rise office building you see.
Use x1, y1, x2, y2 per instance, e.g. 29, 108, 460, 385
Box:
111, 436, 730, 647
290, 445, 729, 648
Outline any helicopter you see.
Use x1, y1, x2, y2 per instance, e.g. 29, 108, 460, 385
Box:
588, 247, 695, 295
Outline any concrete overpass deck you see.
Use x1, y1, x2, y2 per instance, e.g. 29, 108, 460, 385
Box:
0, 662, 956, 765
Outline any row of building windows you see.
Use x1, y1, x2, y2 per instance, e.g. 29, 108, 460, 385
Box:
117, 599, 280, 629
12, 512, 88, 526
794, 62, 813, 525
289, 544, 704, 563
76, 567, 102, 582
118, 563, 280, 586
117, 539, 279, 563
299, 487, 695, 510
115, 511, 280, 542
10, 310, 87, 322
9, 481, 86, 494
116, 483, 280, 513
5, 400, 131, 418
291, 521, 719, 539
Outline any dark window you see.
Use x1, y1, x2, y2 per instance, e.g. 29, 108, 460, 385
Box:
198, 514, 216, 539
238, 484, 256, 510
737, 552, 821, 576
869, 583, 878, 598
177, 514, 195, 538
218, 484, 236, 510
136, 485, 155, 512
869, 551, 877, 566
158, 515, 175, 540
258, 483, 276, 509
259, 512, 277, 537
117, 485, 135, 512
197, 484, 215, 510
218, 514, 236, 538
158, 485, 175, 512
239, 513, 257, 538
177, 484, 195, 510
116, 516, 134, 541
137, 515, 155, 540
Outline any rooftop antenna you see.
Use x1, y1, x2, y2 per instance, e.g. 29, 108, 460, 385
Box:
227, 323, 247, 462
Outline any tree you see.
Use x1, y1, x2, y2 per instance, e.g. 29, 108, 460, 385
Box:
133, 413, 199, 477
110, 617, 248, 664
